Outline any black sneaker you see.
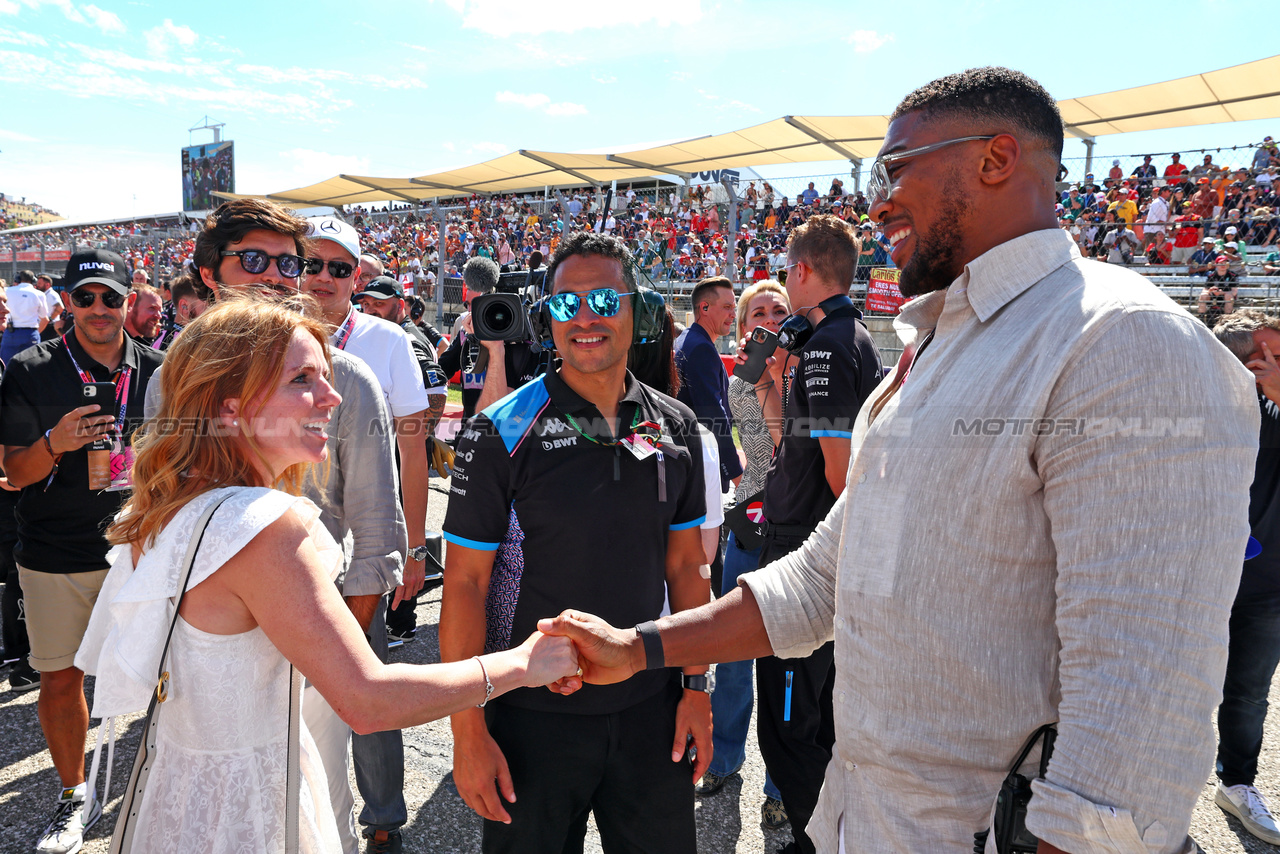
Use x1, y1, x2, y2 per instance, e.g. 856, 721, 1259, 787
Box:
386, 627, 417, 644
695, 770, 736, 796
761, 796, 789, 830
8, 661, 39, 692
363, 828, 403, 854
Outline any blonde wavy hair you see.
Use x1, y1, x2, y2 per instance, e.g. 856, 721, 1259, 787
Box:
736, 280, 790, 340
107, 295, 331, 548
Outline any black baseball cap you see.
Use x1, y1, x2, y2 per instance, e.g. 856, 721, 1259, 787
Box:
64, 249, 130, 296
356, 276, 403, 300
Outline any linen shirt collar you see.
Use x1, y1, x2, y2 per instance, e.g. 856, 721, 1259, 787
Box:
895, 228, 1080, 343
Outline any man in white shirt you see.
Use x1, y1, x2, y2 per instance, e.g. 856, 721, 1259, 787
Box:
1, 270, 49, 365
34, 275, 62, 335
1142, 185, 1172, 250
302, 216, 430, 853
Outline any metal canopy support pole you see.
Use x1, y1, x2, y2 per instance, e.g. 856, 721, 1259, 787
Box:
519, 150, 600, 188
721, 177, 740, 285
851, 158, 863, 193
554, 192, 570, 233
433, 201, 446, 324
1082, 138, 1096, 180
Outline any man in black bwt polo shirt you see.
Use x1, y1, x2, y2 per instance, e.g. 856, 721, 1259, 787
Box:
0, 249, 162, 854
441, 232, 712, 854
756, 215, 882, 854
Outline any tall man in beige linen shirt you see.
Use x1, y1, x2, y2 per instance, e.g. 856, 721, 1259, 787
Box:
542, 67, 1260, 854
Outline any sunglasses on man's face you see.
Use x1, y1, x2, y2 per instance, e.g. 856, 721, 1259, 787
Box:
304, 258, 355, 279
220, 249, 306, 279
547, 287, 636, 322
70, 289, 126, 309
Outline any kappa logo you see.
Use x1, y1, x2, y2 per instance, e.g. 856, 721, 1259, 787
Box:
539, 417, 570, 436
79, 261, 115, 273
542, 437, 577, 450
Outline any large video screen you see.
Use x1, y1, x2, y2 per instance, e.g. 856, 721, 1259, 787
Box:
181, 140, 235, 211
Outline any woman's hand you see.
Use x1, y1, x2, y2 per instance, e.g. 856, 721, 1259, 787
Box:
514, 630, 581, 692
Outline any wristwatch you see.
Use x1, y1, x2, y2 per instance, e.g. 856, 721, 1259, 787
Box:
407, 544, 431, 562
682, 672, 715, 694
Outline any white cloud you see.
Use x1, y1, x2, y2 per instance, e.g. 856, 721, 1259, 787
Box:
0, 25, 46, 45
0, 128, 38, 141
447, 0, 698, 38
0, 0, 20, 14
83, 4, 123, 33
144, 18, 196, 56
845, 29, 893, 52
670, 70, 692, 82
592, 74, 616, 85
494, 90, 586, 116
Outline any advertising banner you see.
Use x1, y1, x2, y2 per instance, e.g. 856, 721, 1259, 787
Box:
866, 267, 905, 315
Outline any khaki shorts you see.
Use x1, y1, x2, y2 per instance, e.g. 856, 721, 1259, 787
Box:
18, 565, 109, 672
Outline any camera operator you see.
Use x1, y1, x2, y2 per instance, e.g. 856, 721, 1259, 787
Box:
438, 256, 542, 419
1199, 256, 1240, 328
1211, 309, 1280, 845
357, 276, 448, 437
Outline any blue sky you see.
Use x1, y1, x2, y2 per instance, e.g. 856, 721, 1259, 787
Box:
0, 0, 1273, 222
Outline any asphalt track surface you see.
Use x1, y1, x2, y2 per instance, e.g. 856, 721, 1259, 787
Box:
0, 475, 1277, 852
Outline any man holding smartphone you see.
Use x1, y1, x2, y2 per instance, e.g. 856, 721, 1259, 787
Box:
0, 249, 162, 854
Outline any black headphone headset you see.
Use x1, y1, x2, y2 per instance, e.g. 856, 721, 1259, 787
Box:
530, 258, 665, 348
777, 294, 857, 353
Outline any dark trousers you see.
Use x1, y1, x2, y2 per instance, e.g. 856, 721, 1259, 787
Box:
385, 592, 417, 636
0, 491, 26, 665
481, 680, 696, 854
756, 532, 836, 854
351, 595, 408, 830
1217, 593, 1280, 787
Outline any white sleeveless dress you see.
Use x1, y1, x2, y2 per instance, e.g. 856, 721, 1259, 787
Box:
76, 486, 343, 854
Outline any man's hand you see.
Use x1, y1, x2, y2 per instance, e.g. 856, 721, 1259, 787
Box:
537, 610, 643, 686
674, 689, 713, 781
480, 337, 506, 357
452, 726, 518, 824
393, 556, 425, 609
1249, 341, 1280, 404
51, 404, 115, 454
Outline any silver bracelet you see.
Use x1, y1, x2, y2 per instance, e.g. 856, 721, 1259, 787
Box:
473, 656, 494, 708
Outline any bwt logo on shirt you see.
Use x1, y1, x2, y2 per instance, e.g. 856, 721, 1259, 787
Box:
542, 437, 577, 450
79, 262, 116, 273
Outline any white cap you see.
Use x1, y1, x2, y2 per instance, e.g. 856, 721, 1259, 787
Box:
305, 216, 361, 261
1226, 226, 1238, 234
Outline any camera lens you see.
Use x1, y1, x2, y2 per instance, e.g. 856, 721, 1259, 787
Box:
483, 303, 512, 333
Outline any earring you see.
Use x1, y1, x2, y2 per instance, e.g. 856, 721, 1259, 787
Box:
232, 419, 239, 427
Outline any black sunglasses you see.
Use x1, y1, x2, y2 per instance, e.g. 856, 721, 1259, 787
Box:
303, 258, 355, 279
70, 289, 126, 309
220, 249, 306, 279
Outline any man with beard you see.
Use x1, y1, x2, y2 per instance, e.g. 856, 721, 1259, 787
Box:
150, 274, 208, 352
124, 283, 163, 345
356, 276, 447, 436
542, 67, 1258, 854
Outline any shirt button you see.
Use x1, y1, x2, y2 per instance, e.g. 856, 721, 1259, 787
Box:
845, 760, 855, 771
839, 692, 846, 704
836, 616, 845, 629
858, 472, 867, 484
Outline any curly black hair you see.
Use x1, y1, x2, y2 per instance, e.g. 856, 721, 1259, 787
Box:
892, 67, 1064, 160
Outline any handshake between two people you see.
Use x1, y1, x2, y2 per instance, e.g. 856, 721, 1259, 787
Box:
515, 609, 648, 696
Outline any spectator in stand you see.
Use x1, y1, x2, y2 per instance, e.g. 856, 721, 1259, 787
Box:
1103, 218, 1141, 264
1200, 257, 1240, 327
1192, 177, 1219, 222
1171, 213, 1203, 263
1164, 152, 1190, 187
1193, 153, 1219, 179
1147, 231, 1172, 265
1222, 240, 1247, 275
1107, 159, 1124, 187
1142, 185, 1171, 249
1191, 237, 1221, 275
1109, 187, 1139, 223
1254, 138, 1278, 175
1132, 154, 1158, 197
800, 182, 819, 206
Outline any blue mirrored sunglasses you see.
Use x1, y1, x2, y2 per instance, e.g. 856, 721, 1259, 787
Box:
546, 287, 635, 322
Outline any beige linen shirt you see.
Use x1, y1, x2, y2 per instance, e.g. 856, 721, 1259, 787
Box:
741, 228, 1259, 853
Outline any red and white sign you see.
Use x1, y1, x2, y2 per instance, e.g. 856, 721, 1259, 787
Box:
865, 268, 905, 315
745, 501, 765, 524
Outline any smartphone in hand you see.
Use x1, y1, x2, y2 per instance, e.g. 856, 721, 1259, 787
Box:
733, 327, 779, 384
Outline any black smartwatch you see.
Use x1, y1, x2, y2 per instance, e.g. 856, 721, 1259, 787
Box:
681, 672, 714, 694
